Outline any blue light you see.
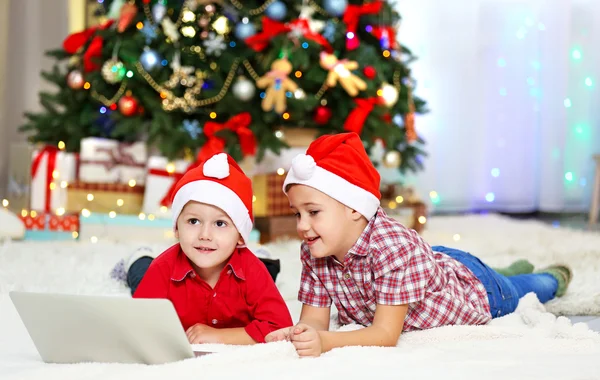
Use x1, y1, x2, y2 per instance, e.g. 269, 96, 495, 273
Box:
229, 41, 236, 47
301, 42, 309, 49
552, 221, 560, 228
565, 172, 574, 182
365, 25, 373, 32
161, 59, 168, 66
499, 88, 508, 96
497, 58, 507, 67
260, 92, 266, 99
491, 168, 500, 177
485, 193, 495, 202
99, 107, 107, 114
531, 61, 541, 70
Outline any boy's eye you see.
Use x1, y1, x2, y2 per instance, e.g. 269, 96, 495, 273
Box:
294, 212, 301, 218
309, 210, 320, 216
188, 218, 200, 225
215, 220, 228, 227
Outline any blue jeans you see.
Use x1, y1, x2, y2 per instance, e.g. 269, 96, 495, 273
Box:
432, 246, 559, 318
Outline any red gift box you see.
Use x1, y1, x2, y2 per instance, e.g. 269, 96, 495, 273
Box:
19, 212, 80, 232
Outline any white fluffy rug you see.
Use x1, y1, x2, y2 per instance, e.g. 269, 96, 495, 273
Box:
1, 213, 600, 379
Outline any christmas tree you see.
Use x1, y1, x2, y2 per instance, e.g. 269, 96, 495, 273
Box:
20, 0, 427, 172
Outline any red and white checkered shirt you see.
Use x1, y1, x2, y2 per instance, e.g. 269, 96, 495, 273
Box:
298, 208, 492, 331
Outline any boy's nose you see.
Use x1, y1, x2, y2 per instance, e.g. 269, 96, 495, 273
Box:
198, 225, 212, 240
297, 217, 310, 233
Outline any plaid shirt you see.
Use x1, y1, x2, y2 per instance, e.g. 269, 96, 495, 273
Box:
298, 208, 491, 331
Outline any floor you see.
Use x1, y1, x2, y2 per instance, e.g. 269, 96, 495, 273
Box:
509, 211, 600, 332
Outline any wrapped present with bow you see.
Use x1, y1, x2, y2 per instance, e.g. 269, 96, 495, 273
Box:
30, 146, 79, 213
79, 138, 147, 185
142, 156, 194, 218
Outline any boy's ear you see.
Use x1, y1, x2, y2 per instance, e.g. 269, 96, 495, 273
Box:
346, 207, 363, 221
174, 228, 179, 239
237, 234, 244, 246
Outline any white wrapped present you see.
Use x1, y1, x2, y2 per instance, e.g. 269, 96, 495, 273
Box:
30, 146, 78, 212
142, 156, 192, 218
79, 138, 147, 184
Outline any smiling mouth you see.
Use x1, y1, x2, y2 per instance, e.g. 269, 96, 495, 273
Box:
305, 236, 320, 245
195, 247, 216, 253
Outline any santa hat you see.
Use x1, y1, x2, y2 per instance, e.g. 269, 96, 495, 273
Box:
170, 153, 253, 244
283, 132, 381, 219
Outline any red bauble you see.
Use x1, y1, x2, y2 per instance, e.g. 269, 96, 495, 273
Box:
314, 106, 332, 125
363, 66, 377, 79
118, 95, 139, 116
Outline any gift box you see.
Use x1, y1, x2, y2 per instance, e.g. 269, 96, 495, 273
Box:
79, 138, 147, 185
252, 172, 294, 217
6, 143, 34, 212
30, 146, 78, 213
66, 181, 145, 215
380, 184, 428, 234
19, 211, 80, 232
142, 156, 193, 218
254, 215, 297, 243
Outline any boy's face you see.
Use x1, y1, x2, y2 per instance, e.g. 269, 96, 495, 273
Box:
175, 201, 243, 277
288, 184, 363, 261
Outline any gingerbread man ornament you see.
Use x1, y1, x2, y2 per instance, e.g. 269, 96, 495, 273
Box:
256, 58, 298, 114
319, 52, 367, 97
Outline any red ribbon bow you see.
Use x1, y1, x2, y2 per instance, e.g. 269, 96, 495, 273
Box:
31, 146, 59, 213
63, 20, 114, 72
371, 25, 397, 50
245, 17, 332, 52
343, 0, 383, 50
343, 97, 382, 135
199, 112, 257, 163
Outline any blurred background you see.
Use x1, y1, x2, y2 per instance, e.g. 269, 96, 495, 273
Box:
0, 0, 598, 243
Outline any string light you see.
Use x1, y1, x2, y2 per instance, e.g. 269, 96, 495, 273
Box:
275, 130, 284, 139
58, 141, 66, 150
21, 209, 28, 217
90, 236, 98, 243
160, 206, 168, 213
83, 82, 91, 90
295, 71, 302, 78
87, 194, 94, 201
395, 196, 404, 203
136, 22, 144, 29
252, 196, 257, 202
418, 216, 427, 224
485, 192, 495, 202
2, 199, 8, 208
565, 172, 574, 182
117, 199, 124, 207
128, 179, 137, 187
388, 201, 397, 209
282, 112, 290, 120
491, 168, 500, 177
55, 208, 66, 216
209, 112, 217, 119
139, 212, 146, 220
30, 210, 38, 218
81, 209, 91, 217
109, 211, 117, 218
382, 50, 391, 58
453, 234, 461, 241
277, 168, 285, 175
166, 163, 176, 174
148, 214, 156, 221
49, 183, 56, 190
72, 231, 79, 239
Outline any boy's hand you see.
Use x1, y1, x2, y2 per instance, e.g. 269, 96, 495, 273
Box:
186, 323, 220, 344
291, 323, 322, 357
265, 327, 293, 342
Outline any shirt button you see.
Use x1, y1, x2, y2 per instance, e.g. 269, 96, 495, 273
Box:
213, 292, 217, 298
212, 319, 218, 325
227, 269, 232, 275
190, 272, 196, 278
344, 273, 351, 280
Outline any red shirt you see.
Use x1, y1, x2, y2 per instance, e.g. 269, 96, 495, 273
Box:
134, 244, 293, 343
298, 208, 491, 331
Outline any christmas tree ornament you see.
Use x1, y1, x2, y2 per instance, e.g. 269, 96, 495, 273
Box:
256, 58, 298, 114
101, 58, 126, 84
405, 83, 417, 143
319, 52, 366, 97
118, 95, 139, 116
265, 1, 287, 21
183, 119, 202, 139
162, 18, 181, 42
380, 82, 399, 107
322, 21, 336, 42
363, 66, 376, 79
117, 3, 138, 33
234, 22, 256, 40
383, 150, 401, 168
151, 3, 167, 23
232, 76, 256, 101
313, 105, 332, 125
203, 32, 226, 56
323, 0, 348, 17
140, 48, 161, 71
212, 16, 230, 35
67, 70, 85, 89
140, 23, 158, 43
298, 4, 325, 33
343, 1, 382, 50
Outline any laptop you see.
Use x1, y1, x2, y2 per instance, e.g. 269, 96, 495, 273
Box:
9, 291, 212, 365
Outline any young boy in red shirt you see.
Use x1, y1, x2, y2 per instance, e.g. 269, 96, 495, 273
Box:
266, 133, 571, 357
134, 153, 292, 344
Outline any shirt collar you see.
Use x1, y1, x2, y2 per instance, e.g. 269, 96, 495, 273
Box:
346, 207, 382, 257
171, 246, 246, 282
